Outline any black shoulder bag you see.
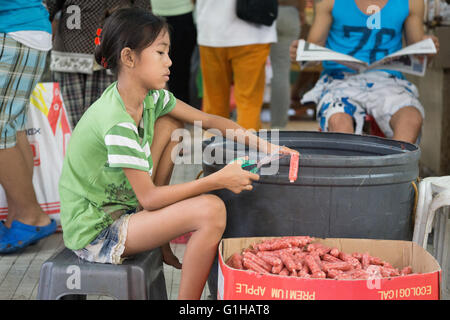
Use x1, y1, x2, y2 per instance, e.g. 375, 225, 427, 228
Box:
236, 0, 278, 26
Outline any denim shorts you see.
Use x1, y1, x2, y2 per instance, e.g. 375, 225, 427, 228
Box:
72, 213, 132, 265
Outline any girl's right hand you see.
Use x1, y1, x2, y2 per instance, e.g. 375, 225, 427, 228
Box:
217, 158, 260, 194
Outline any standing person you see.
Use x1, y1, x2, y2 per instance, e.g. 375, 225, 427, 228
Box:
0, 0, 57, 253
46, 0, 151, 128
269, 0, 306, 129
59, 8, 297, 299
150, 0, 197, 105
194, 0, 277, 131
289, 0, 440, 143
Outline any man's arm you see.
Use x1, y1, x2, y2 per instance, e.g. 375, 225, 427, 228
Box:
404, 0, 440, 53
404, 0, 425, 45
306, 0, 334, 45
290, 0, 334, 61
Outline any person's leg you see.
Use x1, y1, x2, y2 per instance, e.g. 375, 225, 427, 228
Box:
199, 46, 232, 118
389, 106, 423, 143
364, 73, 425, 143
327, 113, 354, 133
0, 35, 50, 229
0, 132, 50, 228
269, 6, 300, 128
124, 194, 226, 299
232, 43, 271, 130
150, 114, 184, 187
123, 115, 226, 299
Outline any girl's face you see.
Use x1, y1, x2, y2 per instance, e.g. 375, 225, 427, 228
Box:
134, 30, 172, 90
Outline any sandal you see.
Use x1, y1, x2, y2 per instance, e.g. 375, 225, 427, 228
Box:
0, 221, 8, 238
0, 219, 57, 253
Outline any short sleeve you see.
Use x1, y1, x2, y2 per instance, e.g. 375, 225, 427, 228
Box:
104, 122, 151, 171
152, 89, 177, 119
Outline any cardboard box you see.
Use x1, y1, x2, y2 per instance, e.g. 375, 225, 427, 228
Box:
218, 237, 442, 300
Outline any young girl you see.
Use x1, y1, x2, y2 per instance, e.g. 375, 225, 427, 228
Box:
58, 8, 297, 300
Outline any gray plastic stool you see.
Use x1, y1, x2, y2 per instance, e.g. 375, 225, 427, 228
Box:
37, 247, 167, 300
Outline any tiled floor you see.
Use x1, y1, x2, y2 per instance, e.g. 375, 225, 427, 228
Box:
0, 119, 448, 300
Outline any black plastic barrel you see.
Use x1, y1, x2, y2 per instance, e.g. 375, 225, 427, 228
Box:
202, 131, 420, 297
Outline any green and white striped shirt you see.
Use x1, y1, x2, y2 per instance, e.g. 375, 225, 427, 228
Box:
59, 82, 176, 250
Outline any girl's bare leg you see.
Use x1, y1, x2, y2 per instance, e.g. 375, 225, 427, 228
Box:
123, 194, 226, 299
123, 115, 227, 299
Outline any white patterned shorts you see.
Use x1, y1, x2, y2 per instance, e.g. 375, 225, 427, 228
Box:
72, 213, 132, 265
301, 71, 425, 139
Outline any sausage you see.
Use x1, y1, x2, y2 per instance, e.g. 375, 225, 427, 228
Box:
339, 252, 362, 269
306, 243, 331, 255
279, 267, 290, 276
400, 266, 412, 275
311, 271, 327, 279
280, 251, 297, 272
282, 236, 315, 248
243, 251, 272, 272
380, 266, 400, 277
292, 254, 304, 270
256, 251, 283, 267
361, 252, 370, 270
225, 253, 243, 270
304, 254, 322, 274
272, 264, 283, 274
322, 253, 342, 263
330, 248, 340, 257
326, 269, 343, 279
321, 261, 353, 272
348, 269, 370, 280
289, 153, 299, 183
243, 258, 269, 274
369, 256, 384, 266
255, 238, 292, 251
352, 252, 362, 261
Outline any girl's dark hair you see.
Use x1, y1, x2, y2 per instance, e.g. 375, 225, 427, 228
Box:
94, 7, 169, 74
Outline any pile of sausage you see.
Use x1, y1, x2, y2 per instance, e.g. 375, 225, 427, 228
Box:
225, 236, 415, 280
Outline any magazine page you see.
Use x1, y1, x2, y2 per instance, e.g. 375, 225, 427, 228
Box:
369, 38, 436, 76
296, 40, 366, 71
296, 38, 436, 76
369, 55, 428, 76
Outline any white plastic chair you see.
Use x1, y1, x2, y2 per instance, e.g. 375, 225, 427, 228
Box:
413, 176, 450, 298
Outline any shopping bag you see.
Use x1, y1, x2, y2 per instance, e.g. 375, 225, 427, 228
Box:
0, 82, 72, 230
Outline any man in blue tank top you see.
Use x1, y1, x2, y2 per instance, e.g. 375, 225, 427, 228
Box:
290, 0, 440, 144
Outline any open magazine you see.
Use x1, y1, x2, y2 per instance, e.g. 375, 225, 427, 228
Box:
296, 38, 437, 76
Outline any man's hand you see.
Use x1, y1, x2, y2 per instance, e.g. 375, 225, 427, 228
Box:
415, 35, 440, 65
290, 40, 300, 62
423, 34, 440, 56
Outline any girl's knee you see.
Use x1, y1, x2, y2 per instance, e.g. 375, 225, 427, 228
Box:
197, 194, 226, 231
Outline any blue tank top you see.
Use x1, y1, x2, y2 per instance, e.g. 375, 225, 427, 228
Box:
323, 0, 409, 79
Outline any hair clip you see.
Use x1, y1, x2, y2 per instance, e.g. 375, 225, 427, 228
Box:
101, 57, 108, 69
95, 28, 102, 46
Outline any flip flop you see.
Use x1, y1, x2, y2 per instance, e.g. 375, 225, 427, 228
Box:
0, 219, 57, 253
0, 221, 8, 238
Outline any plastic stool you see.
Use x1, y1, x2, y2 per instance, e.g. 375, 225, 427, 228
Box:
413, 176, 450, 296
37, 247, 167, 300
